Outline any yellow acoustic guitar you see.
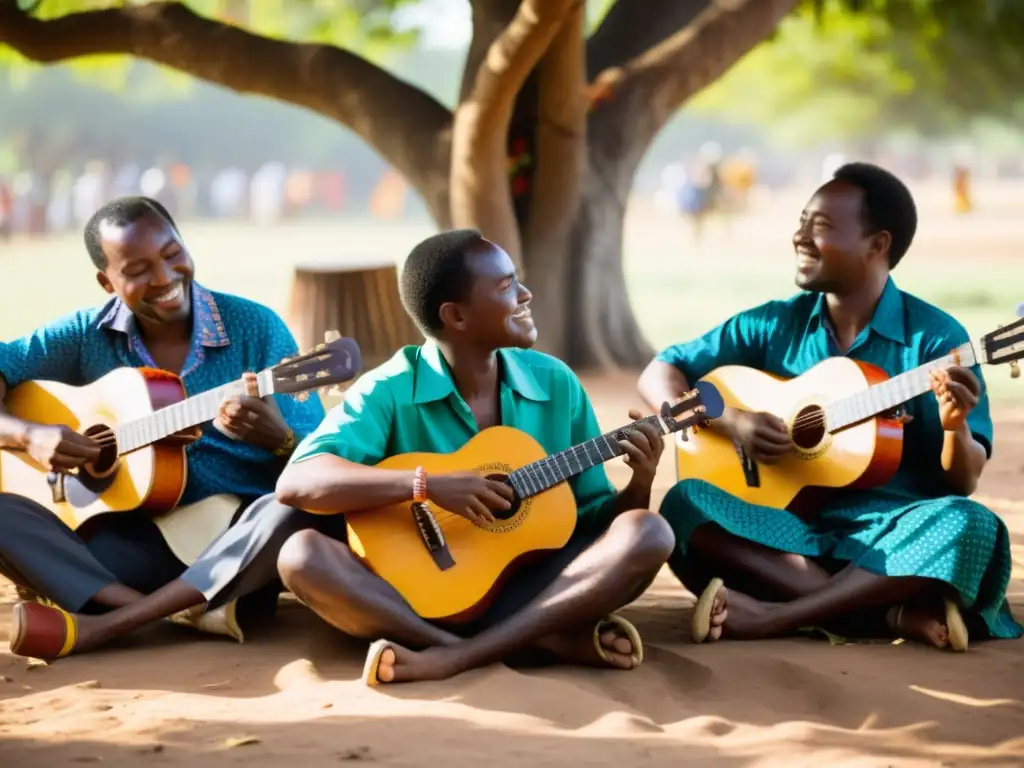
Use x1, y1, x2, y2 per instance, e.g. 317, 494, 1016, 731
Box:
0, 334, 362, 557
675, 317, 1024, 510
345, 381, 725, 623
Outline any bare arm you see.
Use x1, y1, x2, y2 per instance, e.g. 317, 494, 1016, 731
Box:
276, 453, 415, 515
941, 425, 987, 496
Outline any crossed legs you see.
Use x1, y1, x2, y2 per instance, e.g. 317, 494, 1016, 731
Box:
277, 509, 675, 684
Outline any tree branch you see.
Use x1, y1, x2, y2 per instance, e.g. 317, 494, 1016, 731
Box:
449, 0, 582, 261
588, 0, 799, 193
585, 0, 711, 79
0, 1, 454, 222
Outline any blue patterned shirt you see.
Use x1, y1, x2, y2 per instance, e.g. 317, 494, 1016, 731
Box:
656, 277, 994, 500
0, 283, 325, 505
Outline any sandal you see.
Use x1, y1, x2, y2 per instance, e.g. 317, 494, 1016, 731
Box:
691, 577, 725, 644
361, 639, 393, 687
9, 601, 79, 660
594, 614, 644, 668
887, 599, 968, 652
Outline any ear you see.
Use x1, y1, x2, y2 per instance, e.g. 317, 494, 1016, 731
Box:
96, 270, 115, 295
437, 301, 468, 333
870, 230, 892, 263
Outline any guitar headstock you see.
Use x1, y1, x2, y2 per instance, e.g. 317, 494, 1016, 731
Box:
659, 381, 726, 434
272, 333, 363, 398
980, 317, 1024, 379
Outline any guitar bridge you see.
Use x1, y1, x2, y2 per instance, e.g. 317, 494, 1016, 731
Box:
411, 502, 455, 571
734, 442, 760, 488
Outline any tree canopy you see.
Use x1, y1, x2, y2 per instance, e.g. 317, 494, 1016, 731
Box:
693, 0, 1024, 144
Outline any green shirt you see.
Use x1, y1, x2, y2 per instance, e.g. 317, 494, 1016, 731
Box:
656, 277, 994, 500
291, 342, 617, 521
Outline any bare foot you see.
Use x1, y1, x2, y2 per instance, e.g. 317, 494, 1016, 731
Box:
716, 587, 777, 640
888, 603, 950, 649
532, 623, 638, 670
373, 643, 458, 684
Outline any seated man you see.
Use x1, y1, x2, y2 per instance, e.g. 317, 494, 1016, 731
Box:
274, 229, 675, 685
638, 163, 1021, 650
2, 196, 335, 660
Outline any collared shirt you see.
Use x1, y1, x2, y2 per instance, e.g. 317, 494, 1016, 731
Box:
0, 283, 325, 505
656, 277, 994, 499
291, 341, 617, 521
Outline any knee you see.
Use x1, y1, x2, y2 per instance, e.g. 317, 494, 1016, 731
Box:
943, 499, 1000, 542
276, 528, 330, 590
614, 509, 676, 570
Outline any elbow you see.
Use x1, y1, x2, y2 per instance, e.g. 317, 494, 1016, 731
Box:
275, 467, 309, 509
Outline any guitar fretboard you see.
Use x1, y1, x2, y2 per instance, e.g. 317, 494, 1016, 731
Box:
824, 341, 977, 432
115, 369, 275, 453
507, 414, 667, 499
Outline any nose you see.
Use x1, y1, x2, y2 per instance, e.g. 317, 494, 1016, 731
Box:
518, 281, 532, 304
151, 261, 175, 287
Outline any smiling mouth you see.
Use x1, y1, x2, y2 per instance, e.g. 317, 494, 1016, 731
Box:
512, 306, 532, 320
150, 283, 185, 304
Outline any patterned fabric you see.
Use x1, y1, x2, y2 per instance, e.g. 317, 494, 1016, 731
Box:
0, 283, 325, 505
291, 341, 618, 524
656, 277, 1021, 639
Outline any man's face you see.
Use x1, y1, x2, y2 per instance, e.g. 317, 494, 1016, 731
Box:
96, 210, 194, 325
791, 180, 888, 294
440, 238, 537, 349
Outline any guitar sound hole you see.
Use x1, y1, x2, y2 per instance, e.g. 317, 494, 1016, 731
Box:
82, 423, 119, 477
790, 405, 827, 450
485, 473, 521, 521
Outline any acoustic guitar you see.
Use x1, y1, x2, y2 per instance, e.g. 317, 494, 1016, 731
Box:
0, 334, 362, 556
345, 381, 725, 622
675, 317, 1024, 510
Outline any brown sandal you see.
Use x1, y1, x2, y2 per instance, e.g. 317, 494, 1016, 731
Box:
9, 601, 79, 660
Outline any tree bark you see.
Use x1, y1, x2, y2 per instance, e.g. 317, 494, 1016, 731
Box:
449, 0, 582, 264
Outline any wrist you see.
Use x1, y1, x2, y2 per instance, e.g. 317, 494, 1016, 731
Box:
945, 422, 971, 440
0, 416, 34, 451
413, 465, 428, 503
272, 428, 296, 456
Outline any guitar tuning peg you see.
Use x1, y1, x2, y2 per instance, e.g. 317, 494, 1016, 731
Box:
326, 386, 344, 397
280, 356, 292, 364
324, 330, 341, 343
1010, 360, 1020, 379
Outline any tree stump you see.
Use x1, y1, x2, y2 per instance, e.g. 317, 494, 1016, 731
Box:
287, 259, 422, 372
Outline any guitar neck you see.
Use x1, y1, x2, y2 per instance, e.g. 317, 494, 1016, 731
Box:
507, 414, 666, 499
115, 368, 276, 453
825, 341, 977, 432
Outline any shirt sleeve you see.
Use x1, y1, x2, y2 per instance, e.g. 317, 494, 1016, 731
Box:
0, 312, 87, 389
654, 301, 777, 384
921, 324, 994, 459
289, 371, 394, 466
259, 311, 327, 444
565, 373, 617, 522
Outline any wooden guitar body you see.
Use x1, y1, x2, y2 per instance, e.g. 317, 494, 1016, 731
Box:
0, 367, 187, 531
345, 426, 578, 623
675, 358, 904, 510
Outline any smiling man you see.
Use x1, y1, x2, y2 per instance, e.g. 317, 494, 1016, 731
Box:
273, 228, 675, 685
638, 163, 1021, 651
0, 196, 332, 660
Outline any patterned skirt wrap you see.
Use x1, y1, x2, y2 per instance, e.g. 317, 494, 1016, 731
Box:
659, 479, 1022, 639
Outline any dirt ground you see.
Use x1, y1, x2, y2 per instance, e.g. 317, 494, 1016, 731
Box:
0, 373, 1021, 768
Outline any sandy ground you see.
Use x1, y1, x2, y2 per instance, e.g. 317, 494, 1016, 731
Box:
0, 375, 1021, 768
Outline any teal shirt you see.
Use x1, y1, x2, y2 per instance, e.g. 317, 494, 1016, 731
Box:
292, 342, 617, 520
656, 277, 994, 500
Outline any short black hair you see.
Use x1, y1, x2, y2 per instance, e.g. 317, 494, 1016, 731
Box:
83, 196, 179, 270
399, 228, 483, 337
831, 162, 917, 269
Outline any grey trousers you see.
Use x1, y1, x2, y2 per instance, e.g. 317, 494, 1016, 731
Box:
0, 491, 348, 616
